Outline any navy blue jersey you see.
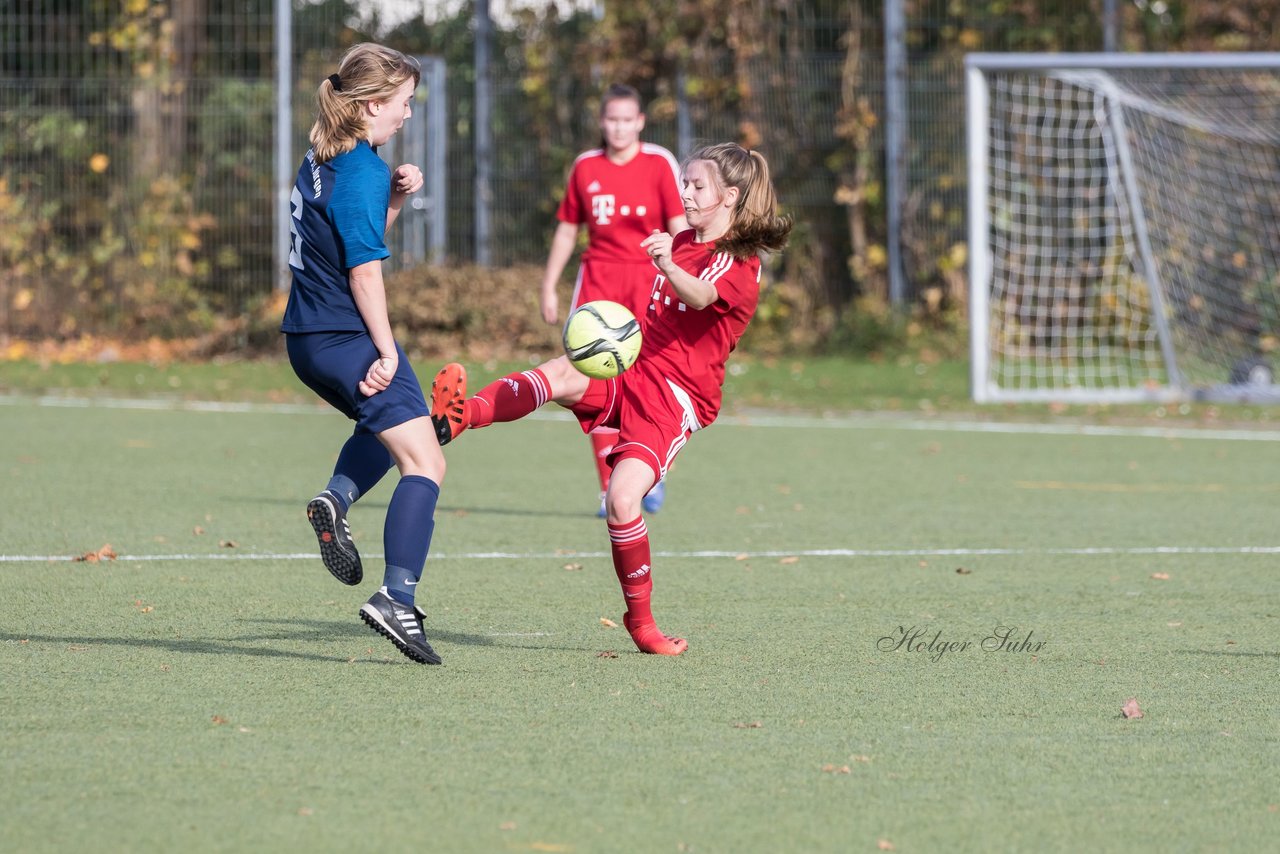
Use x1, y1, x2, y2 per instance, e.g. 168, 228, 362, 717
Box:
281, 142, 391, 333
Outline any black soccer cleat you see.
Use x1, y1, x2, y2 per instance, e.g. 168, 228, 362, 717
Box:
359, 587, 442, 665
307, 491, 362, 586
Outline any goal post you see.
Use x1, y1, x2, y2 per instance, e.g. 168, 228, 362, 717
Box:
966, 53, 1280, 404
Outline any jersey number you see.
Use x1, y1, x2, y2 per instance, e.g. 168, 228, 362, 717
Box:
288, 186, 305, 270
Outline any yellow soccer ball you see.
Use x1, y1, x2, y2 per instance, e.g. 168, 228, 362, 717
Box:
563, 300, 642, 379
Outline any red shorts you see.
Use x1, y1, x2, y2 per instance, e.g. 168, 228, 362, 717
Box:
567, 366, 701, 484
571, 258, 661, 319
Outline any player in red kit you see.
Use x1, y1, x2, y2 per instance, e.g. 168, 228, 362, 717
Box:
429, 143, 791, 656
538, 84, 688, 517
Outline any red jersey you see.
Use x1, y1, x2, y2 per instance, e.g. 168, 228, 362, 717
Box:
637, 230, 762, 427
556, 144, 684, 263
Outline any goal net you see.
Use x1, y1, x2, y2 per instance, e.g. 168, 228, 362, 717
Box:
966, 53, 1280, 403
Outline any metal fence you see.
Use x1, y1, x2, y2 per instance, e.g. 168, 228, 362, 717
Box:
1, 1, 1117, 339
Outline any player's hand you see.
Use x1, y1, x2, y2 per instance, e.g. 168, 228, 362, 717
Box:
540, 291, 559, 325
391, 164, 423, 196
358, 354, 398, 397
641, 230, 673, 270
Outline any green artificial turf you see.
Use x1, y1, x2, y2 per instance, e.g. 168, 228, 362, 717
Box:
3, 372, 1279, 852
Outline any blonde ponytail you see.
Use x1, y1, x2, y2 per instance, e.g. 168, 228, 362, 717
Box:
686, 143, 792, 259
309, 44, 421, 163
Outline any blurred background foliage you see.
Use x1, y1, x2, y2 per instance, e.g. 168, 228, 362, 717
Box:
1, 0, 1276, 360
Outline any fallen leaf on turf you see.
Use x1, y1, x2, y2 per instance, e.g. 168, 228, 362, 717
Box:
499, 821, 517, 831
919, 561, 928, 568
1151, 572, 1170, 580
732, 721, 763, 729
956, 567, 971, 575
596, 651, 618, 658
238, 726, 251, 733
211, 715, 230, 725
562, 563, 583, 571
193, 526, 205, 535
599, 617, 618, 628
139, 606, 153, 613
821, 764, 851, 774
735, 553, 749, 561
68, 644, 88, 651
878, 841, 896, 851
75, 543, 117, 562
780, 556, 799, 565
218, 539, 238, 548
1121, 698, 1143, 719
851, 754, 872, 763
298, 807, 313, 816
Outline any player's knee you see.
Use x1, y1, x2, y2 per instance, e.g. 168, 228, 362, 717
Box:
604, 490, 643, 524
542, 355, 585, 392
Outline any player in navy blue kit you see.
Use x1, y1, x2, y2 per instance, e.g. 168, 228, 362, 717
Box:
282, 43, 463, 665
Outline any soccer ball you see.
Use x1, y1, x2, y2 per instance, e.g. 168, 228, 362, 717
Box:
563, 300, 642, 379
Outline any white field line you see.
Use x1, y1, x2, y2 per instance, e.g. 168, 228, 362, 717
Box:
5, 545, 1280, 564
4, 392, 1280, 442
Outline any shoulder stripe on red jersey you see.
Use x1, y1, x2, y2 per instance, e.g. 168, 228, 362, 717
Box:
571, 148, 606, 167
699, 252, 735, 284
640, 142, 681, 183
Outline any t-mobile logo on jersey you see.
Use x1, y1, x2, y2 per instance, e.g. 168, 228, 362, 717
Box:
592, 194, 616, 225
650, 274, 687, 313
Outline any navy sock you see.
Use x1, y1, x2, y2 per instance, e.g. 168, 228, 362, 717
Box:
382, 475, 440, 605
328, 433, 394, 510
324, 476, 358, 513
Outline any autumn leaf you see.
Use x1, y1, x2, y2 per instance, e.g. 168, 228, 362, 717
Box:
732, 721, 763, 729
1150, 572, 1170, 580
1121, 698, 1144, 719
821, 763, 851, 774
599, 617, 618, 628
74, 543, 117, 562
562, 563, 583, 571
878, 840, 896, 851
218, 539, 238, 548
735, 553, 750, 561
211, 715, 230, 725
596, 650, 618, 658
779, 556, 799, 565
955, 566, 972, 575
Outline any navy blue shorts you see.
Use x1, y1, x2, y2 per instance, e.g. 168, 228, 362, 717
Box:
286, 332, 430, 435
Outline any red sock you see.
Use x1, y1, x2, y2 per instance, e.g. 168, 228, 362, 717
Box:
466, 369, 551, 429
607, 517, 687, 656
589, 428, 618, 492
